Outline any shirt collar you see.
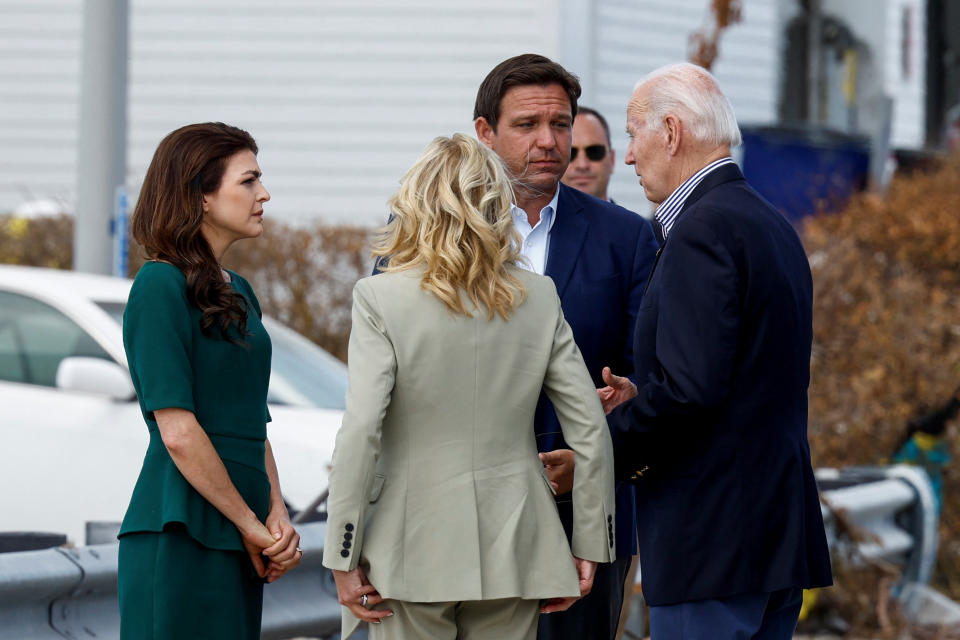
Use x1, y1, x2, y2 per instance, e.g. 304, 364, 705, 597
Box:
655, 157, 734, 238
511, 183, 560, 232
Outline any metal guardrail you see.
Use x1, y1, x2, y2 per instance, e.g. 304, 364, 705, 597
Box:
0, 521, 342, 640
817, 464, 939, 585
0, 465, 954, 638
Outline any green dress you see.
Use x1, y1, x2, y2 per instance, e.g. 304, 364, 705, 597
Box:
118, 261, 273, 639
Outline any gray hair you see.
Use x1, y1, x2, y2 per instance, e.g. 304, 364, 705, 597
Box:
629, 63, 741, 147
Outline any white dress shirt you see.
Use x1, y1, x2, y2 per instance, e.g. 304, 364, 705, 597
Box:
511, 185, 560, 275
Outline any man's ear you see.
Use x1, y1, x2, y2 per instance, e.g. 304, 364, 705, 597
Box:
663, 115, 682, 156
474, 117, 496, 149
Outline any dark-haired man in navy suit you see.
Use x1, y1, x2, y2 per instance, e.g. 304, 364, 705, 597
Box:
599, 62, 832, 639
474, 54, 658, 640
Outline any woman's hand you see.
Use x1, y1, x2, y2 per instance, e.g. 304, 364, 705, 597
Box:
540, 556, 597, 614
240, 521, 279, 579
263, 501, 302, 582
333, 566, 394, 624
597, 367, 638, 414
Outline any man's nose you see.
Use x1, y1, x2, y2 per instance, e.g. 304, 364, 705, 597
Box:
572, 148, 591, 169
625, 148, 635, 165
535, 125, 557, 149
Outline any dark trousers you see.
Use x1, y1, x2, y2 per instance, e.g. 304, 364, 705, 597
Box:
648, 587, 803, 640
537, 554, 632, 640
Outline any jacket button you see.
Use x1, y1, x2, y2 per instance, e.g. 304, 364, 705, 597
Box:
340, 549, 349, 558
345, 523, 355, 532
343, 541, 351, 549
344, 532, 353, 541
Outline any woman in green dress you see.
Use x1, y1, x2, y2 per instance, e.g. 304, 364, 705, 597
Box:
119, 122, 302, 639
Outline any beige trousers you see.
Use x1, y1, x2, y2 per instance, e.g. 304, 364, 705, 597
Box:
367, 597, 540, 640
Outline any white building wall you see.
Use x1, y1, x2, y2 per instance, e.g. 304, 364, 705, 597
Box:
883, 0, 926, 148
0, 0, 926, 224
568, 0, 783, 215
127, 0, 559, 225
0, 0, 82, 211
0, 0, 559, 225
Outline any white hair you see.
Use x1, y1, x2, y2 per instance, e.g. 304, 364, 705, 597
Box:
629, 63, 741, 147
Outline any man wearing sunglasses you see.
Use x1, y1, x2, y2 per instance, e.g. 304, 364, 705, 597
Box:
562, 107, 617, 202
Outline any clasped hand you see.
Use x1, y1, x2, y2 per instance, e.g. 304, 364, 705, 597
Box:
241, 503, 302, 583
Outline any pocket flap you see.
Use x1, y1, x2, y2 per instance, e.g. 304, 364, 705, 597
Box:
369, 473, 386, 502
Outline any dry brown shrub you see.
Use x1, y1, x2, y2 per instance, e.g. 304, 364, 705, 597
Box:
0, 213, 372, 362
220, 221, 371, 362
802, 151, 960, 630
127, 220, 372, 362
0, 214, 74, 268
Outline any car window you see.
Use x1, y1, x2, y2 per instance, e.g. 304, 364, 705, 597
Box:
0, 291, 112, 387
265, 319, 348, 410
95, 301, 347, 410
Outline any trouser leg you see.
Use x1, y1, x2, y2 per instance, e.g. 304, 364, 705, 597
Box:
458, 597, 540, 640
367, 600, 457, 640
537, 555, 632, 640
648, 587, 802, 640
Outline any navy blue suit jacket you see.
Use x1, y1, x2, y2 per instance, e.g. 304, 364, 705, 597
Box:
607, 164, 832, 605
535, 184, 658, 558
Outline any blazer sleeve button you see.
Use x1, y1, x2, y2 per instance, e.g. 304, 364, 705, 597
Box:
340, 549, 349, 558
345, 523, 355, 532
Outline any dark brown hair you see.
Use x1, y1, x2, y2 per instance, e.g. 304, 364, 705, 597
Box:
131, 122, 257, 342
473, 54, 582, 131
576, 106, 612, 146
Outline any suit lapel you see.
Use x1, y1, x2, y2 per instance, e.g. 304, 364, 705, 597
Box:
644, 163, 745, 287
546, 184, 589, 298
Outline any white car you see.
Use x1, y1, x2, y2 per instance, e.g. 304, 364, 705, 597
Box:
0, 265, 346, 546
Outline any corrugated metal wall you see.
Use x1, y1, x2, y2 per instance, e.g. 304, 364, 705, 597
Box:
127, 0, 558, 225
0, 0, 558, 224
0, 0, 82, 212
884, 0, 926, 148
584, 0, 782, 215
0, 0, 927, 224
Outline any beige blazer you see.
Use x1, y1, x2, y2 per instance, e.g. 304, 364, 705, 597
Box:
322, 267, 615, 606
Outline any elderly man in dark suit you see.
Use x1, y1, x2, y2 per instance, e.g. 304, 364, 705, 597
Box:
599, 63, 833, 639
474, 54, 658, 640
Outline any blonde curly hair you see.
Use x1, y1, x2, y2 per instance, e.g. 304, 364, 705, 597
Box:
373, 133, 527, 320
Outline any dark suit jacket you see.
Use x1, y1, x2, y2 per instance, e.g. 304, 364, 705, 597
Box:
535, 184, 659, 557
607, 164, 833, 605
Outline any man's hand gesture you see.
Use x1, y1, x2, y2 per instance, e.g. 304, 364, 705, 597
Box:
597, 366, 638, 414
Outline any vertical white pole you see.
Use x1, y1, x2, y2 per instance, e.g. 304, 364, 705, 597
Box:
74, 0, 129, 275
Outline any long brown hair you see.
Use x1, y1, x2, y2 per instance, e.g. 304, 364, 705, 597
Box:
131, 122, 257, 341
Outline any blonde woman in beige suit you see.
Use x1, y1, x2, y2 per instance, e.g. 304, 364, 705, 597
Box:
321, 133, 616, 640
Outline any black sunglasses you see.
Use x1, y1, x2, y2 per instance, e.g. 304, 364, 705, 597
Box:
570, 144, 607, 161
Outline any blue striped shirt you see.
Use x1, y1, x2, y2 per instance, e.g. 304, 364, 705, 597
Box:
655, 157, 735, 238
